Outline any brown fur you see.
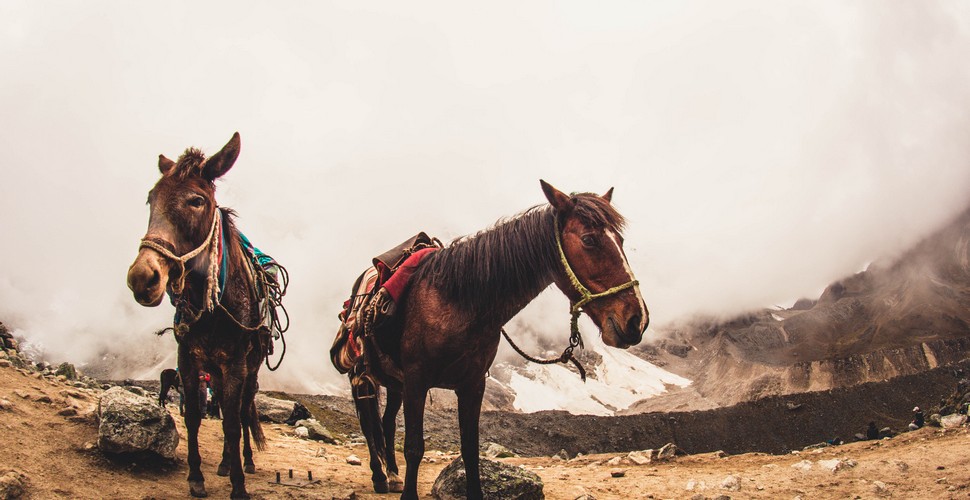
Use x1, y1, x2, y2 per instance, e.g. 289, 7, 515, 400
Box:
127, 132, 267, 499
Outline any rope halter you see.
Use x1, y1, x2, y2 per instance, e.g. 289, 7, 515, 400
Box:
138, 208, 222, 310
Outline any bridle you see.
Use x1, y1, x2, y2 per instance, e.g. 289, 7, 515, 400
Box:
500, 212, 641, 381
138, 207, 222, 308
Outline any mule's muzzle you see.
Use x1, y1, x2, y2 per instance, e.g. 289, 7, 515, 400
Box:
127, 250, 168, 307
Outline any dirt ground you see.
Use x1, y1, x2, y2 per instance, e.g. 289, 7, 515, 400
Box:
2, 364, 969, 499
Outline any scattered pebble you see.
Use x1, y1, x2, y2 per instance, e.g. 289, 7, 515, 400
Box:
346, 455, 362, 466
610, 468, 626, 478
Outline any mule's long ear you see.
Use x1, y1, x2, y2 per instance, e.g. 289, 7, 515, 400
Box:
159, 154, 176, 176
603, 187, 614, 203
540, 179, 573, 212
202, 132, 241, 181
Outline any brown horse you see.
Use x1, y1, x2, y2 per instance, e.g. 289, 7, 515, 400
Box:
127, 133, 270, 499
374, 180, 648, 499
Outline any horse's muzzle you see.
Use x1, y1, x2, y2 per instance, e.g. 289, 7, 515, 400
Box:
127, 250, 168, 307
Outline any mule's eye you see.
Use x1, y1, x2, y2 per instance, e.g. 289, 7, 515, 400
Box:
580, 234, 598, 248
188, 196, 205, 208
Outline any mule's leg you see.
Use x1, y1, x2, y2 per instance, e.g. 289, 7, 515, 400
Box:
383, 389, 404, 493
159, 373, 169, 407
457, 378, 487, 500
240, 373, 260, 474
401, 382, 428, 500
220, 367, 250, 499
179, 350, 207, 498
353, 378, 390, 493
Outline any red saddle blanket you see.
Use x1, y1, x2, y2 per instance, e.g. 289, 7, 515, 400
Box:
381, 247, 437, 301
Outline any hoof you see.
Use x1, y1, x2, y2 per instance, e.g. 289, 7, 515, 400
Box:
216, 463, 230, 477
230, 491, 250, 500
189, 480, 208, 498
388, 473, 404, 493
244, 463, 256, 474
373, 480, 389, 494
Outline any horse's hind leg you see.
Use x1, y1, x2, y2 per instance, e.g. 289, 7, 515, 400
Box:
353, 377, 390, 493
383, 389, 404, 493
240, 376, 260, 474
456, 378, 487, 500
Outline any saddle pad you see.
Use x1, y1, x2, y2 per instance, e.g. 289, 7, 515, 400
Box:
381, 247, 438, 301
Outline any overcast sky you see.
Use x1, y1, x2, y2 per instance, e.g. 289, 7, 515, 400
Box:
2, 1, 969, 392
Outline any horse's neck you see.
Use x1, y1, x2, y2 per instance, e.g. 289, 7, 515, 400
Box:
184, 225, 254, 316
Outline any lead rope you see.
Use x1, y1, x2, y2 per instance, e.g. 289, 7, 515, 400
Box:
501, 216, 640, 382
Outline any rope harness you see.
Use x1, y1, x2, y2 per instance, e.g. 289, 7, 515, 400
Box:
501, 216, 639, 382
141, 207, 290, 371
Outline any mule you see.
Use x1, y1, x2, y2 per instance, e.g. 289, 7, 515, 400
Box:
364, 180, 648, 499
159, 367, 183, 413
127, 133, 270, 499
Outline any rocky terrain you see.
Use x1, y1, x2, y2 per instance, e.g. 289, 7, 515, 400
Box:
627, 205, 970, 411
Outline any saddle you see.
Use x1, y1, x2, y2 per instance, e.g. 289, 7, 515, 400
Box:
329, 232, 441, 387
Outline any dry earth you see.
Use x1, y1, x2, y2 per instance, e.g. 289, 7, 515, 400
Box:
2, 364, 970, 499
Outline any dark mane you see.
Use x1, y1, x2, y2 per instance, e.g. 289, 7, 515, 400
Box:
173, 148, 207, 179
414, 192, 624, 315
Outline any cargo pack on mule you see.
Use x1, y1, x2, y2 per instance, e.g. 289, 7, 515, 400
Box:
330, 232, 442, 393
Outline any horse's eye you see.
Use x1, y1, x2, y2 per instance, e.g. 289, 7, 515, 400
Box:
188, 196, 205, 208
580, 234, 598, 248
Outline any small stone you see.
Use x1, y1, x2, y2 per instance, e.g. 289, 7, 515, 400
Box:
331, 490, 357, 500
791, 460, 813, 471
346, 454, 362, 466
82, 442, 97, 451
294, 426, 309, 439
0, 360, 10, 368
57, 407, 78, 417
0, 469, 28, 498
720, 474, 740, 491
12, 390, 28, 400
606, 456, 622, 466
35, 395, 52, 404
627, 450, 651, 465
0, 399, 13, 411
872, 480, 889, 496
610, 469, 626, 478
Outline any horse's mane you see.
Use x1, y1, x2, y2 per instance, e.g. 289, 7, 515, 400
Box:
414, 192, 625, 311
172, 148, 207, 179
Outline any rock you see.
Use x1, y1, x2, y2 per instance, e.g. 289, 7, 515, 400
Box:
720, 474, 740, 491
57, 408, 78, 417
97, 387, 179, 459
609, 469, 626, 478
0, 360, 10, 369
872, 480, 890, 496
54, 362, 77, 380
34, 395, 52, 404
255, 394, 297, 423
940, 414, 967, 429
0, 469, 28, 499
294, 418, 337, 444
0, 399, 12, 411
817, 458, 856, 473
627, 450, 651, 465
331, 490, 357, 500
606, 456, 622, 466
12, 390, 28, 400
294, 426, 309, 439
928, 414, 942, 427
555, 449, 569, 460
123, 386, 146, 397
656, 443, 679, 461
482, 442, 517, 459
791, 460, 813, 471
346, 455, 362, 466
431, 457, 544, 500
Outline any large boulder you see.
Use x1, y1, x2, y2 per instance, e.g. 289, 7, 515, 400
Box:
255, 394, 297, 423
431, 457, 543, 500
295, 418, 338, 444
97, 387, 179, 459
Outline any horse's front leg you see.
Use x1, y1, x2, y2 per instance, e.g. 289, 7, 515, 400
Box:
383, 388, 404, 493
352, 377, 390, 493
457, 377, 486, 500
220, 368, 249, 499
179, 349, 207, 498
401, 381, 428, 500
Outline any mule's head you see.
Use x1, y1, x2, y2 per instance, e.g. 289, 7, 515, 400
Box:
126, 133, 240, 306
542, 180, 649, 348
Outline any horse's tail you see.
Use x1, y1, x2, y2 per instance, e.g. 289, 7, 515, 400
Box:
248, 400, 267, 451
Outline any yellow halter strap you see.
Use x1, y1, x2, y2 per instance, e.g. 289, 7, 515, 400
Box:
554, 216, 639, 316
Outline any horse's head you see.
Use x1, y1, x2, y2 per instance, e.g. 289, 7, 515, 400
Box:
126, 133, 241, 307
542, 180, 649, 348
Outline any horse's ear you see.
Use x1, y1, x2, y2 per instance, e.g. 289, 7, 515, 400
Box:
602, 187, 614, 203
540, 179, 573, 212
201, 132, 241, 181
158, 154, 176, 176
